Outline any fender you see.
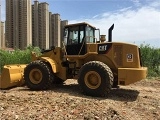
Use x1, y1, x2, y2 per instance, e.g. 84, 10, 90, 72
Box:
40, 57, 58, 73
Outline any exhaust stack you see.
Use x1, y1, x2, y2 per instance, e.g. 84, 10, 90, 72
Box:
108, 24, 114, 42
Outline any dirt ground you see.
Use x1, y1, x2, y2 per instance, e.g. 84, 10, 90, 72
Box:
0, 79, 160, 120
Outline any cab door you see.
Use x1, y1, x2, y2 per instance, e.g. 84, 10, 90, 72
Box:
65, 25, 86, 55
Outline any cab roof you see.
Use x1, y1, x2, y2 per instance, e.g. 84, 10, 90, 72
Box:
65, 22, 96, 29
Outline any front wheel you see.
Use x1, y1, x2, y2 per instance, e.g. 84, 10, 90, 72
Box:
24, 60, 52, 90
78, 61, 114, 97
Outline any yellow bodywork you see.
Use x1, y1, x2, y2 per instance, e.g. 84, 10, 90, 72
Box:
118, 67, 147, 85
0, 64, 26, 89
40, 57, 58, 73
37, 47, 67, 80
65, 42, 148, 85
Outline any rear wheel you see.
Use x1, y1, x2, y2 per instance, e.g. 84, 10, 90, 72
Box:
112, 77, 119, 88
24, 60, 52, 90
78, 61, 114, 97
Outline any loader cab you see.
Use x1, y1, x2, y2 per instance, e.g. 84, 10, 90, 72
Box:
64, 22, 98, 55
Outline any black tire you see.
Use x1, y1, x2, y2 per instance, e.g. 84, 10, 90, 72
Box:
112, 77, 119, 88
44, 62, 64, 85
24, 60, 52, 90
78, 61, 114, 97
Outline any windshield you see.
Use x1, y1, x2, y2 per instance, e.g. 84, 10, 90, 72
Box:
64, 25, 85, 45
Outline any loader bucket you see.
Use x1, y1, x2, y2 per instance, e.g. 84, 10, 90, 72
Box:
0, 64, 27, 89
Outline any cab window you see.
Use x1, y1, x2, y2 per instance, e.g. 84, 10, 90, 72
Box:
68, 26, 79, 45
85, 26, 95, 43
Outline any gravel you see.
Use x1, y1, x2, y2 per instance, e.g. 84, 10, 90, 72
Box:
0, 79, 160, 120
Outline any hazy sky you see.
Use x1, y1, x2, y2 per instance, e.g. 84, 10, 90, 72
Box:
1, 0, 160, 47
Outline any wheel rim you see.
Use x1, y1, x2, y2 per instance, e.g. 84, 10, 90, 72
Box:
29, 68, 43, 84
84, 71, 101, 89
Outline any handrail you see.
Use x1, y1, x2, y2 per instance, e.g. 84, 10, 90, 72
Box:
78, 36, 97, 55
62, 41, 67, 55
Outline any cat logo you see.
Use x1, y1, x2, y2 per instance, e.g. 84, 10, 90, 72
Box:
98, 43, 112, 54
99, 45, 108, 51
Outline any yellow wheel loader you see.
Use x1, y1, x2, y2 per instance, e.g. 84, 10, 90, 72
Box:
0, 22, 147, 97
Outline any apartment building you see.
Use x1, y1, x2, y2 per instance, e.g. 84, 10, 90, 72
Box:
5, 0, 68, 49
61, 20, 68, 45
49, 12, 52, 48
32, 1, 49, 49
1, 22, 5, 48
49, 13, 61, 47
5, 0, 32, 49
0, 22, 2, 49
0, 3, 1, 48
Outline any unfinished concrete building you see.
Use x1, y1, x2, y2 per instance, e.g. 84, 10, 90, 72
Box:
32, 1, 49, 49
1, 22, 5, 48
5, 0, 32, 49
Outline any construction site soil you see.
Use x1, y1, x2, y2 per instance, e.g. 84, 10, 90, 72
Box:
0, 79, 160, 120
